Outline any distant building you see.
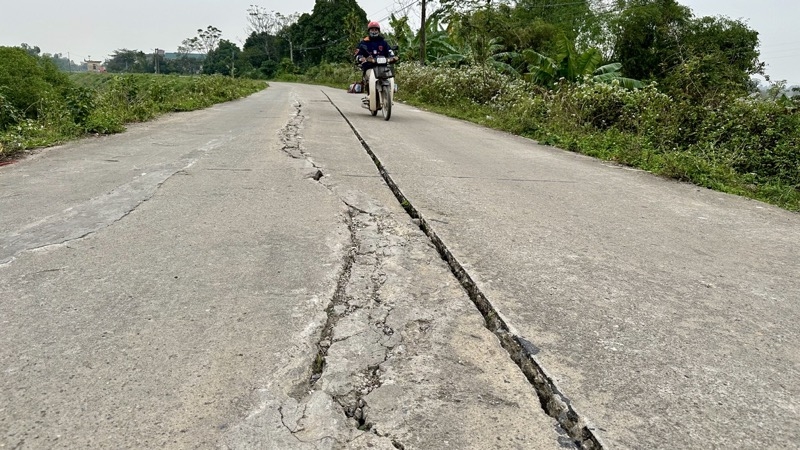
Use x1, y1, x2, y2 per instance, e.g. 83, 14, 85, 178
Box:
84, 60, 105, 73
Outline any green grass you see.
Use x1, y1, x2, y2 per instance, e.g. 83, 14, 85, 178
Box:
1, 73, 266, 160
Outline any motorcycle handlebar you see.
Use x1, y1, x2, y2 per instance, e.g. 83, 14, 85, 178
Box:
359, 56, 399, 64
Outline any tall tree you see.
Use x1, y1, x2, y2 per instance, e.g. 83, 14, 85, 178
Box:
196, 26, 223, 54
445, 0, 594, 57
663, 15, 763, 99
289, 0, 367, 68
203, 40, 241, 76
175, 38, 204, 74
246, 6, 281, 61
19, 43, 41, 57
610, 0, 691, 81
611, 0, 762, 99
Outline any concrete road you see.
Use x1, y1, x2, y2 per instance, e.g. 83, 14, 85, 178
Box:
1, 85, 567, 449
315, 84, 800, 448
3, 80, 798, 449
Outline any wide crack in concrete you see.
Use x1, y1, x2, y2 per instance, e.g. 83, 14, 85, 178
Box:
323, 92, 602, 450
224, 94, 577, 450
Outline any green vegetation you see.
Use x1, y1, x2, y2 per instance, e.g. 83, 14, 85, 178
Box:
0, 47, 265, 160
394, 64, 799, 211
289, 0, 798, 211
274, 63, 358, 87
5, 0, 797, 210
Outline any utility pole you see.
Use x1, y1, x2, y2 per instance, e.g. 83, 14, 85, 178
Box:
420, 0, 427, 65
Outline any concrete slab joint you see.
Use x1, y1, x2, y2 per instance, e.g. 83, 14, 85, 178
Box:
322, 90, 602, 449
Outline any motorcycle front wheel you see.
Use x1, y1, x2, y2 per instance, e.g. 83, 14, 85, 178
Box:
380, 85, 392, 121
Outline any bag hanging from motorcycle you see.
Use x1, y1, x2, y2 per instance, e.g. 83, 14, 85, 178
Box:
347, 82, 363, 93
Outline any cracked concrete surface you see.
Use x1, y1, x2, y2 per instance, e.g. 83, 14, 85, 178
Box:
325, 91, 600, 449
6, 81, 795, 449
223, 88, 570, 449
0, 132, 234, 265
2, 84, 593, 449
315, 84, 800, 448
1, 89, 351, 449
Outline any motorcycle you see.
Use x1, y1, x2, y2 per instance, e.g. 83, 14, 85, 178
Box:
362, 56, 396, 121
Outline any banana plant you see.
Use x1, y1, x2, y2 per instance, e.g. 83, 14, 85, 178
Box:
436, 36, 519, 75
389, 12, 470, 65
522, 34, 643, 88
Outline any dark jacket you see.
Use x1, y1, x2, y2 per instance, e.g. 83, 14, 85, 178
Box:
355, 35, 395, 71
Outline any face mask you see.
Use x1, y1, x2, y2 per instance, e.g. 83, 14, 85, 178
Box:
369, 29, 379, 38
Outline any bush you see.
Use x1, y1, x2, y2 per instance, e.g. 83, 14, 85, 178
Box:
1, 69, 266, 159
398, 62, 513, 107
397, 63, 800, 210
691, 96, 800, 185
0, 47, 61, 128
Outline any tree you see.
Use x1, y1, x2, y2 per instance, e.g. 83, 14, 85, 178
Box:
19, 43, 41, 57
105, 49, 150, 73
390, 13, 462, 65
443, 0, 595, 57
663, 16, 763, 99
172, 38, 204, 74
610, 0, 692, 81
242, 7, 300, 77
44, 53, 77, 72
610, 0, 762, 100
197, 26, 223, 54
247, 5, 283, 35
246, 6, 281, 61
204, 40, 241, 76
288, 0, 367, 68
0, 47, 73, 128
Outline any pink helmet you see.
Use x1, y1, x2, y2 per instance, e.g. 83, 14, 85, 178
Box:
368, 21, 380, 37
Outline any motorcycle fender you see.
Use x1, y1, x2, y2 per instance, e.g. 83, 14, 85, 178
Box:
369, 69, 378, 112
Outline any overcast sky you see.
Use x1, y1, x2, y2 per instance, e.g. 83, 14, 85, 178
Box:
1, 0, 797, 84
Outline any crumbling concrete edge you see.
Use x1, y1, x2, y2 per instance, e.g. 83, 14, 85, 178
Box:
271, 91, 410, 448
322, 91, 606, 450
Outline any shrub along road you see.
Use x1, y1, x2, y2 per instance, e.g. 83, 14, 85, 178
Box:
1, 82, 798, 449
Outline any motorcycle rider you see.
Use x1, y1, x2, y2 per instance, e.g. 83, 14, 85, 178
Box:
355, 21, 397, 94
